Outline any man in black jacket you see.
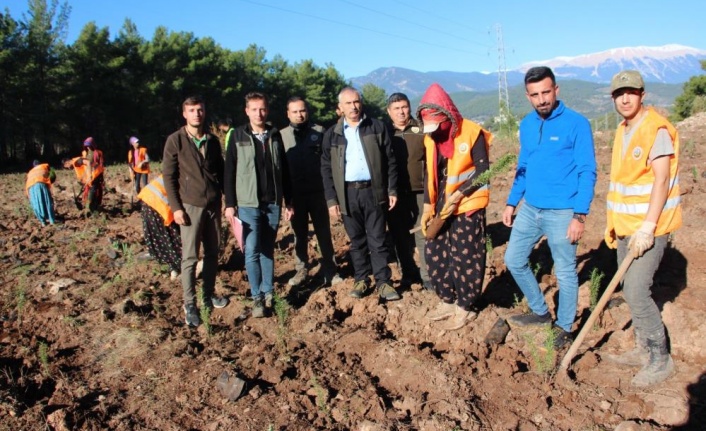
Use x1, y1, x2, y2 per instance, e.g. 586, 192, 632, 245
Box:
163, 96, 228, 327
281, 96, 342, 288
321, 87, 400, 301
386, 92, 431, 291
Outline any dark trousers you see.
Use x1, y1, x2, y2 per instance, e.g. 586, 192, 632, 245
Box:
426, 209, 486, 311
342, 186, 391, 287
290, 191, 336, 274
387, 191, 423, 281
134, 172, 148, 194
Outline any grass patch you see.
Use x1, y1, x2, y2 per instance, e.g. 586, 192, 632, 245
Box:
37, 341, 50, 377
309, 374, 330, 415
523, 325, 558, 378
589, 268, 605, 311
273, 293, 291, 361
197, 287, 212, 336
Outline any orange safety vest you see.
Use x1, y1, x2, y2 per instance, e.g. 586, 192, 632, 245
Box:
425, 119, 493, 216
72, 149, 105, 186
606, 108, 682, 237
25, 164, 52, 196
137, 175, 174, 226
128, 147, 150, 174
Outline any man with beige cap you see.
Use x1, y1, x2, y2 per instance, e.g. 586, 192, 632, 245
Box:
602, 70, 682, 387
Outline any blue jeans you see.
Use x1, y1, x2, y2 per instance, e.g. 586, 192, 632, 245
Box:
239, 203, 281, 300
504, 203, 578, 332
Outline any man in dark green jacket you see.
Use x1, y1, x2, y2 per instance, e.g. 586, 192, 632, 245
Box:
163, 96, 228, 327
224, 92, 293, 318
321, 86, 400, 301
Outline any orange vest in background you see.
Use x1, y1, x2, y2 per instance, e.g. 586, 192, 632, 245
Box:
128, 147, 150, 174
137, 175, 174, 226
606, 108, 682, 237
425, 119, 493, 216
25, 164, 52, 196
72, 149, 105, 186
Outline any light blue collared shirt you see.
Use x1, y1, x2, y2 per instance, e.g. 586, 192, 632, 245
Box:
343, 119, 371, 181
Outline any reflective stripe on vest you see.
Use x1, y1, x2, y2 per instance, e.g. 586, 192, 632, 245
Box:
606, 108, 682, 237
138, 175, 174, 225
425, 119, 492, 216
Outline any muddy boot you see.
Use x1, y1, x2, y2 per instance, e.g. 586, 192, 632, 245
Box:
442, 305, 477, 331
603, 330, 648, 367
631, 337, 675, 387
427, 301, 456, 321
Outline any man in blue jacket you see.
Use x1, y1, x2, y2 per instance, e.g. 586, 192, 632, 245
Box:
503, 66, 597, 348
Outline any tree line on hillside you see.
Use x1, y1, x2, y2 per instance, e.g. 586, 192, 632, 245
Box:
0, 0, 364, 168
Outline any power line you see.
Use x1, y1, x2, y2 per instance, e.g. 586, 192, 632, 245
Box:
234, 0, 486, 58
335, 0, 491, 49
389, 0, 490, 38
495, 24, 510, 116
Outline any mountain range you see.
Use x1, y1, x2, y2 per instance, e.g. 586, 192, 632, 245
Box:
351, 44, 706, 120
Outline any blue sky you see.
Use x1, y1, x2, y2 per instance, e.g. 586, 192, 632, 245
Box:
4, 0, 705, 79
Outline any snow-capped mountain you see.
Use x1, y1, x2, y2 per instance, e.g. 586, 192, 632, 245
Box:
351, 45, 706, 97
521, 44, 706, 84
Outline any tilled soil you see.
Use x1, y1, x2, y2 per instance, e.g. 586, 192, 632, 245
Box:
1, 114, 706, 430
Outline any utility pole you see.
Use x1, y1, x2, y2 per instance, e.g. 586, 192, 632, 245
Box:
495, 24, 510, 121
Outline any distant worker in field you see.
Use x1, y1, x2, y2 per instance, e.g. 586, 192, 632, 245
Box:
281, 96, 342, 288
138, 174, 182, 281
66, 137, 105, 213
224, 92, 293, 318
127, 136, 150, 195
602, 70, 681, 387
503, 66, 597, 349
26, 160, 57, 226
218, 118, 234, 152
385, 92, 429, 291
417, 83, 492, 330
163, 96, 229, 327
321, 86, 400, 301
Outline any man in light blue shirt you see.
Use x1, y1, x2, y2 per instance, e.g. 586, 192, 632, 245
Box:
321, 87, 401, 301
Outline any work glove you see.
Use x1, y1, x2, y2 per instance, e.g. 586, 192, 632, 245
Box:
628, 221, 656, 257
421, 204, 433, 237
439, 191, 463, 220
604, 228, 617, 249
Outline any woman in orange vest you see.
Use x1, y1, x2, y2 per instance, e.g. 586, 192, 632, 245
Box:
137, 175, 182, 280
66, 137, 105, 212
127, 136, 150, 194
416, 83, 493, 331
26, 160, 56, 226
603, 71, 681, 387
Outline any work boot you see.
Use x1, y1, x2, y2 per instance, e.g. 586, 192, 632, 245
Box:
349, 280, 371, 298
552, 325, 573, 350
427, 301, 456, 321
251, 298, 265, 318
377, 283, 400, 301
288, 267, 307, 287
264, 292, 274, 309
603, 330, 648, 367
323, 272, 344, 287
442, 305, 477, 331
183, 304, 200, 327
631, 338, 675, 387
507, 312, 552, 327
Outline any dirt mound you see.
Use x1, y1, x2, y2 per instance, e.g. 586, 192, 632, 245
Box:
2, 113, 706, 430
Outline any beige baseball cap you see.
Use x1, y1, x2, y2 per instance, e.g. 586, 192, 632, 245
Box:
610, 70, 645, 94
